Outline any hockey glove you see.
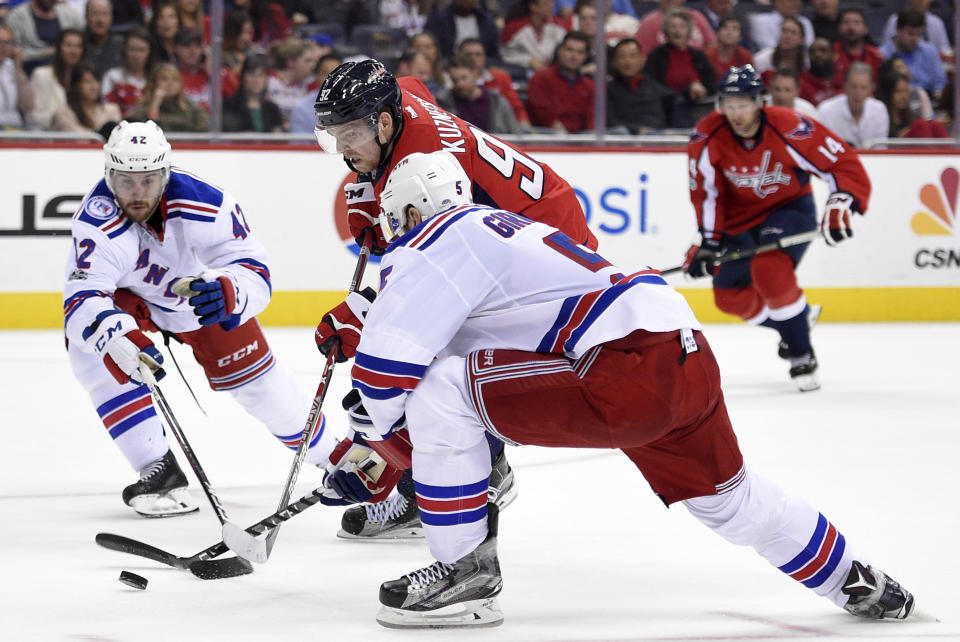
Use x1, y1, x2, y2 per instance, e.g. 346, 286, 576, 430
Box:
319, 431, 402, 506
821, 192, 857, 247
314, 287, 377, 362
683, 236, 724, 278
82, 309, 166, 385
341, 389, 414, 469
174, 271, 245, 330
345, 181, 390, 256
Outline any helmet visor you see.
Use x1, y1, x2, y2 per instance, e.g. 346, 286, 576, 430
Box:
108, 169, 167, 203
314, 113, 379, 154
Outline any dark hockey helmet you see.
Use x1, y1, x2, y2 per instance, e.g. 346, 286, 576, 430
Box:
314, 59, 402, 130
717, 65, 764, 98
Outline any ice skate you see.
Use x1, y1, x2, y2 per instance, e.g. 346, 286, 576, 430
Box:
841, 561, 930, 621
338, 449, 518, 540
121, 450, 199, 517
778, 303, 821, 359
376, 504, 503, 629
789, 352, 820, 392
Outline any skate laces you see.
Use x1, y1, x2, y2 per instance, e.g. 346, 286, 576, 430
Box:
365, 493, 409, 525
405, 560, 454, 590
138, 457, 167, 481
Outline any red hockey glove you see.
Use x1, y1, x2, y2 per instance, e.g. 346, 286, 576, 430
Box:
821, 192, 857, 247
314, 287, 377, 362
682, 236, 724, 278
319, 431, 403, 506
345, 181, 390, 256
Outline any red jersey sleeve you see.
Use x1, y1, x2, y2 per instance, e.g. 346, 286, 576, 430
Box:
687, 111, 728, 239
398, 76, 437, 105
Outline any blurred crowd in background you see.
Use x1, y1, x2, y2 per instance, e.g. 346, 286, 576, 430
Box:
0, 0, 954, 146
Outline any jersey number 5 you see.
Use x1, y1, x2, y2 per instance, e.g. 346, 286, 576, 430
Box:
469, 126, 544, 200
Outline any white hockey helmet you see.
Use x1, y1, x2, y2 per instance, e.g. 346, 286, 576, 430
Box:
103, 120, 172, 196
379, 151, 472, 242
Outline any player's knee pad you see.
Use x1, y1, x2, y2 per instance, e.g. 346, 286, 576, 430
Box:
406, 355, 486, 453
750, 251, 802, 310
683, 467, 789, 547
714, 287, 764, 321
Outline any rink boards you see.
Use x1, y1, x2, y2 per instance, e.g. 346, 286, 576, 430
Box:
1, 143, 958, 327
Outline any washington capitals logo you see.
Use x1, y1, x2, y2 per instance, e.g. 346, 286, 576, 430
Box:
723, 150, 791, 198
786, 116, 814, 140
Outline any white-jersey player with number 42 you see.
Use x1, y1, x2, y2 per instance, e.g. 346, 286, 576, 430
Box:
318, 150, 926, 629
64, 120, 338, 517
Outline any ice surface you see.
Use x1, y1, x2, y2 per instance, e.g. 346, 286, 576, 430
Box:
1, 324, 957, 641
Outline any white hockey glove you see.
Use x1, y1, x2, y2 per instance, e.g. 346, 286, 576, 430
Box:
821, 192, 857, 247
82, 309, 165, 385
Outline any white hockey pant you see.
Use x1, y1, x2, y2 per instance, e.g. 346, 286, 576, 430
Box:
683, 467, 859, 607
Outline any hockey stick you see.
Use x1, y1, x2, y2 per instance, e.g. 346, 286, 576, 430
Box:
96, 485, 329, 579
137, 361, 254, 574
222, 234, 375, 564
660, 230, 820, 276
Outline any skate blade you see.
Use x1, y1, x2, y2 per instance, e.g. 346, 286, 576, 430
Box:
129, 488, 200, 518
793, 373, 821, 392
376, 598, 504, 629
908, 602, 940, 623
336, 526, 424, 540
222, 522, 269, 563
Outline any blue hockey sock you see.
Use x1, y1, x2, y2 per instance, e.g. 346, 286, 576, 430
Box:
777, 306, 813, 357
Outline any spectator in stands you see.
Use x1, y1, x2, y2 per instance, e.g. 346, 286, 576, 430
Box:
410, 31, 449, 91
289, 52, 342, 133
815, 62, 888, 148
882, 0, 951, 57
557, 0, 636, 20
111, 0, 144, 28
750, 0, 813, 52
877, 68, 948, 139
706, 16, 753, 80
223, 10, 257, 78
808, 0, 839, 43
563, 0, 639, 46
879, 54, 933, 119
458, 37, 530, 127
833, 8, 884, 84
643, 8, 715, 128
697, 0, 733, 32
767, 65, 815, 117
753, 16, 806, 85
634, 0, 716, 56
395, 48, 452, 109
799, 37, 841, 106
380, 0, 434, 37
0, 22, 35, 129
149, 1, 180, 64
130, 62, 209, 131
223, 53, 283, 132
525, 30, 593, 132
84, 0, 122, 77
266, 37, 320, 125
102, 27, 152, 118
173, 28, 212, 110
935, 79, 953, 135
607, 37, 674, 133
425, 0, 500, 62
880, 7, 946, 100
233, 0, 293, 46
52, 61, 120, 135
29, 27, 84, 129
446, 53, 521, 133
501, 0, 568, 74
175, 0, 209, 44
6, 0, 85, 74
0, 0, 8, 24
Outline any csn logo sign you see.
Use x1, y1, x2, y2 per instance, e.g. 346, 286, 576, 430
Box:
911, 167, 960, 269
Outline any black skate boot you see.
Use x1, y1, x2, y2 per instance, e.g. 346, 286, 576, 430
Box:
338, 450, 519, 540
376, 504, 504, 629
778, 304, 821, 359
841, 561, 916, 620
121, 450, 198, 518
789, 351, 820, 392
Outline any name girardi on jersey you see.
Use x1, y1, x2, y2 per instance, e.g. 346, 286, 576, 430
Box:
723, 150, 791, 198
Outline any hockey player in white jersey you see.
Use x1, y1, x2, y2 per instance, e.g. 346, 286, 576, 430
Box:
64, 120, 337, 517
317, 151, 922, 628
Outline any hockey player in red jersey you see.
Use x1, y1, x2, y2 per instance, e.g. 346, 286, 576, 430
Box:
312, 59, 594, 539
315, 151, 923, 628
685, 65, 869, 391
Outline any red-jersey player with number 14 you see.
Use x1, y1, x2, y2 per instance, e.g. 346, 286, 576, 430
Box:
311, 59, 595, 542
685, 65, 869, 392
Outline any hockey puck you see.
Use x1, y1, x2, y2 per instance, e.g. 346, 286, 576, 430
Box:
119, 570, 148, 590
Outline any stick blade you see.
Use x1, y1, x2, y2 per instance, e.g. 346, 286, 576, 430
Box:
222, 522, 269, 564
188, 556, 255, 580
